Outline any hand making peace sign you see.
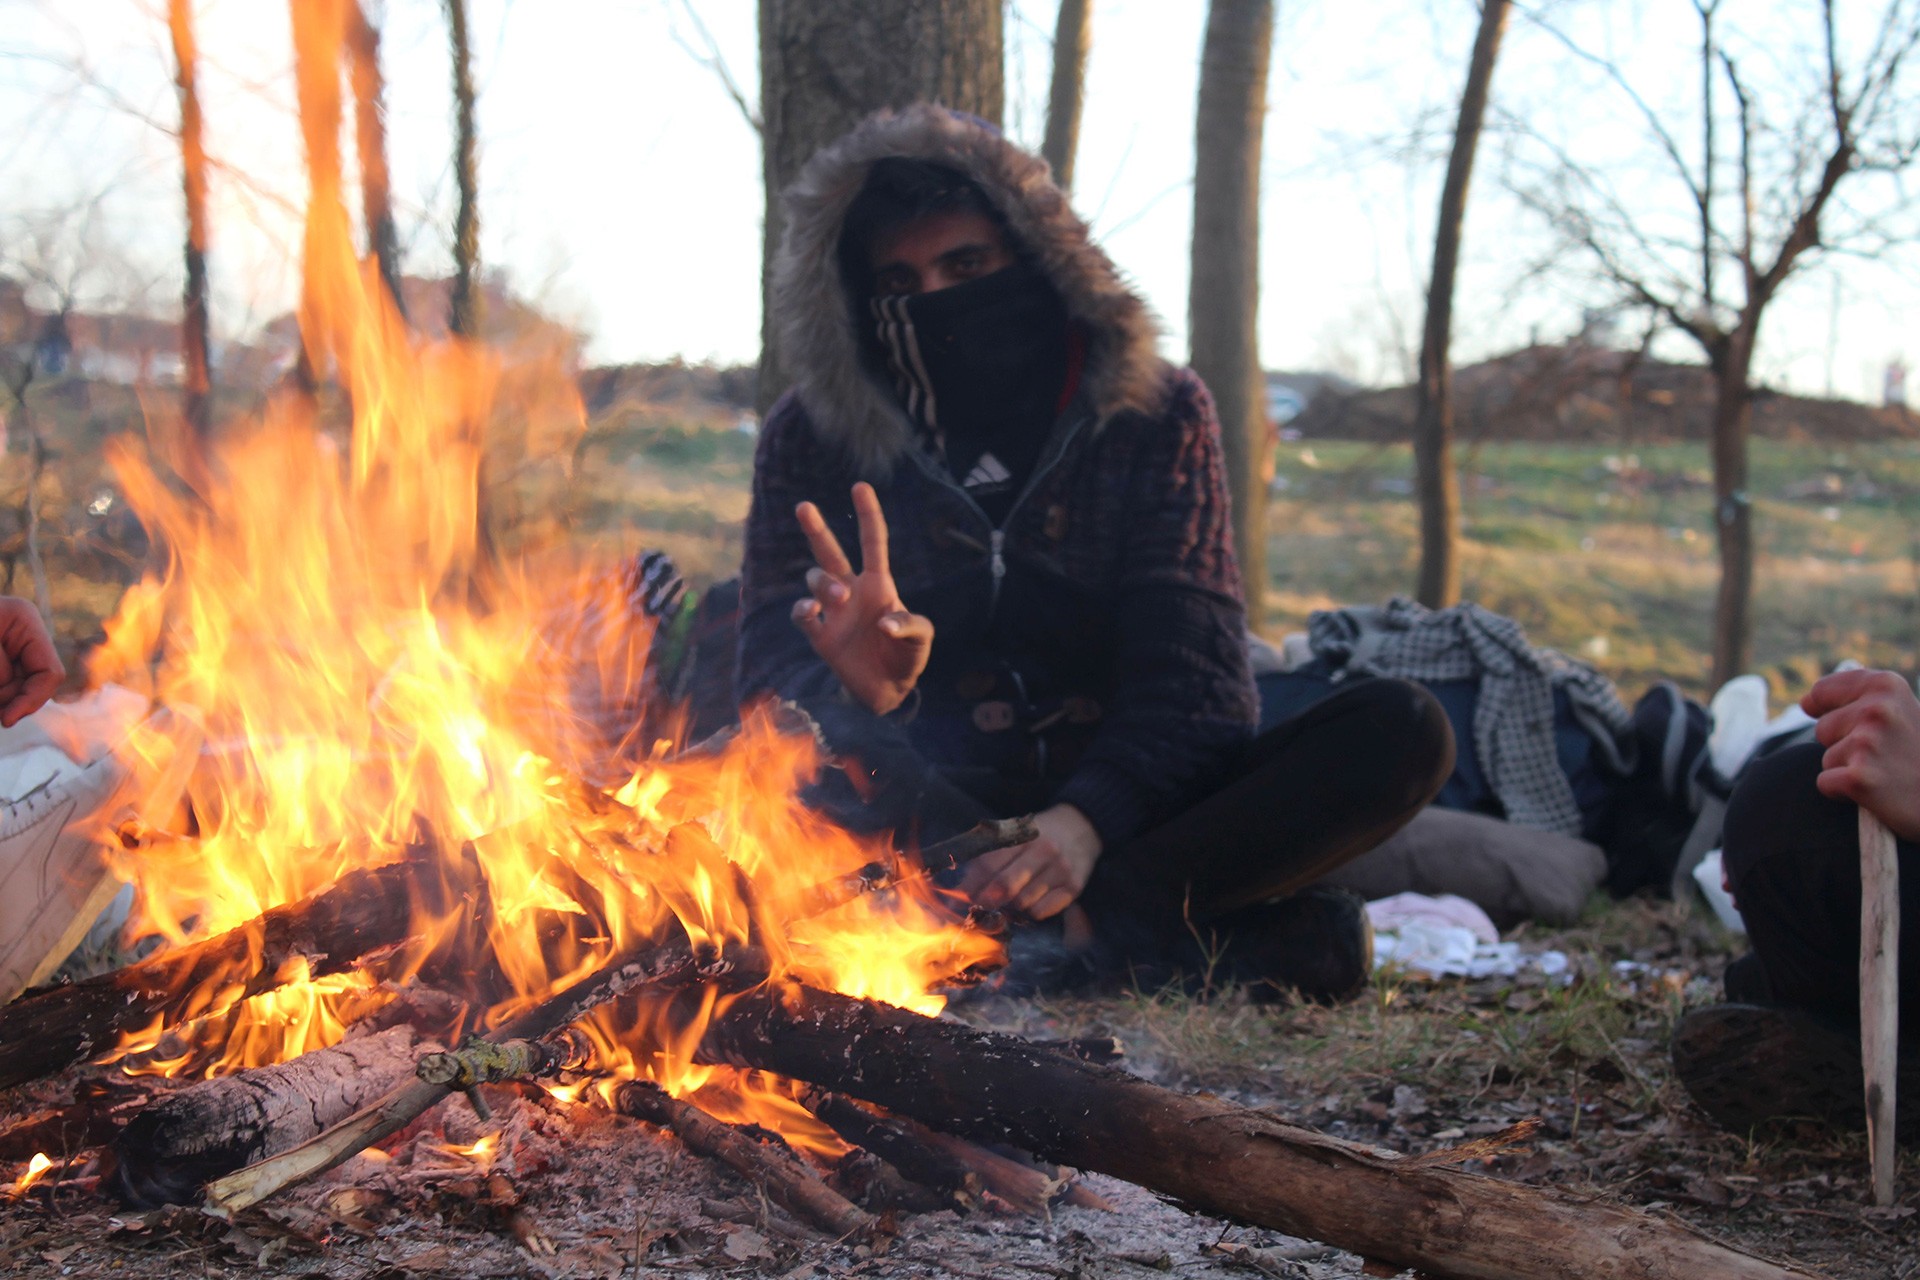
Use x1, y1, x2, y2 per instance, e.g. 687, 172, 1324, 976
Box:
791, 482, 934, 716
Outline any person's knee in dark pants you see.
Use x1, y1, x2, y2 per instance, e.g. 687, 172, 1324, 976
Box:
1078, 677, 1456, 1001
1721, 741, 1920, 1032
1674, 686, 1920, 1139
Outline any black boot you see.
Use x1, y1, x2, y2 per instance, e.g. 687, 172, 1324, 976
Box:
1197, 887, 1374, 1004
1672, 1002, 1920, 1140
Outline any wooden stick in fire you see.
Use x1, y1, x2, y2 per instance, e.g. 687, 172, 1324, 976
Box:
0, 856, 444, 1091
789, 817, 1038, 923
1860, 809, 1901, 1207
202, 939, 735, 1216
614, 1080, 874, 1239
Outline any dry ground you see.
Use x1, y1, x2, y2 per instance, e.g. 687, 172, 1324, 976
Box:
3, 902, 1911, 1278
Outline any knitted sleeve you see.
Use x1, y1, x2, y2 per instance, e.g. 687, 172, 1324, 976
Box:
734, 392, 847, 706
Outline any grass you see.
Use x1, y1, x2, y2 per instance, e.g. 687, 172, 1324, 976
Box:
1265, 438, 1920, 699
957, 899, 1917, 1277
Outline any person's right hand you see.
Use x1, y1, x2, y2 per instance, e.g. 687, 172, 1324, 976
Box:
1802, 668, 1920, 842
0, 597, 63, 728
791, 482, 933, 716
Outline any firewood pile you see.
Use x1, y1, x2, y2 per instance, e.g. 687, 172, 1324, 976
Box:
0, 801, 1824, 1280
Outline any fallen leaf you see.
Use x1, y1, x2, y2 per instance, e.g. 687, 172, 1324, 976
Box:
723, 1227, 773, 1262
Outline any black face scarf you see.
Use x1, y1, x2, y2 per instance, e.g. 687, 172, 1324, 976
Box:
869, 262, 1071, 501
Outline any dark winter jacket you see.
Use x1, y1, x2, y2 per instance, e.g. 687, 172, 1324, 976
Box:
736, 106, 1257, 846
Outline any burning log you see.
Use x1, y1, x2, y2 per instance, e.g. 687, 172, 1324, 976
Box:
702, 984, 1820, 1280
201, 938, 732, 1215
0, 858, 444, 1090
99, 1025, 436, 1207
800, 1088, 983, 1210
614, 1080, 874, 1240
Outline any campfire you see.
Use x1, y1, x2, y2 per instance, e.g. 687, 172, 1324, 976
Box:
0, 11, 1827, 1280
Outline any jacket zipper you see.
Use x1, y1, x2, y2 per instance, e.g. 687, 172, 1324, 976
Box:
906, 407, 1094, 623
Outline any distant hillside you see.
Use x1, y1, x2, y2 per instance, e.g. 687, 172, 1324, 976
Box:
1289, 344, 1918, 444
578, 361, 757, 420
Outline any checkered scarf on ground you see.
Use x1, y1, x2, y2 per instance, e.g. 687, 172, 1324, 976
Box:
1307, 597, 1633, 835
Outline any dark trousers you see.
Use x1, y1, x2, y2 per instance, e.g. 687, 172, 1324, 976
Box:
802, 676, 1453, 945
1722, 742, 1920, 1034
1080, 676, 1454, 941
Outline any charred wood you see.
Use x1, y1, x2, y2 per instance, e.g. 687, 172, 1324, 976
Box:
202, 938, 731, 1215
829, 1146, 949, 1213
0, 859, 447, 1090
1031, 1035, 1124, 1065
800, 1088, 981, 1210
614, 1080, 874, 1240
100, 1025, 434, 1207
909, 1122, 1059, 1214
0, 1078, 153, 1160
917, 817, 1036, 871
702, 983, 1819, 1280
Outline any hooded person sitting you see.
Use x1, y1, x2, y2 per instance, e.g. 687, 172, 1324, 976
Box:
737, 106, 1453, 1000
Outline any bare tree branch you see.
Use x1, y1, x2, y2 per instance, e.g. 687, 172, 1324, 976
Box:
665, 0, 761, 134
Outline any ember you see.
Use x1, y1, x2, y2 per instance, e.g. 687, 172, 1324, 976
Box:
5, 1153, 51, 1200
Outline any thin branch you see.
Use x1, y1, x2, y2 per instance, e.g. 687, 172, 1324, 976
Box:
1693, 0, 1721, 324
665, 0, 760, 134
1718, 49, 1755, 295
1517, 4, 1707, 211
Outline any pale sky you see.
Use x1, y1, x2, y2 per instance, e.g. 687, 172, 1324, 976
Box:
1, 0, 1915, 400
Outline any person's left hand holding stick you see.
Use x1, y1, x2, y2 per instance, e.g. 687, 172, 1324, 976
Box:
0, 597, 63, 727
792, 482, 933, 716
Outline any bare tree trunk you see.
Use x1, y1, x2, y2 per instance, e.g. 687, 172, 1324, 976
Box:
757, 0, 1004, 411
1413, 0, 1512, 609
167, 0, 213, 446
1041, 0, 1092, 192
440, 0, 496, 584
1189, 0, 1274, 631
1709, 336, 1755, 687
444, 0, 480, 340
347, 1, 406, 320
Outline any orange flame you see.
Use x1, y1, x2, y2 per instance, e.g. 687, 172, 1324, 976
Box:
85, 0, 1001, 1148
7, 1154, 53, 1199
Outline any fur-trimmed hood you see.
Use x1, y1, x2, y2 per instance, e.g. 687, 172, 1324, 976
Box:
769, 105, 1169, 475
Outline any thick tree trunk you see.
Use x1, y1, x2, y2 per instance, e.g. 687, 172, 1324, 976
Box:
444, 0, 480, 340
1189, 0, 1274, 631
167, 0, 214, 446
1710, 337, 1756, 688
1040, 0, 1092, 192
702, 984, 1819, 1280
756, 0, 1004, 411
1413, 0, 1511, 609
0, 859, 435, 1090
100, 1025, 433, 1207
347, 1, 406, 320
